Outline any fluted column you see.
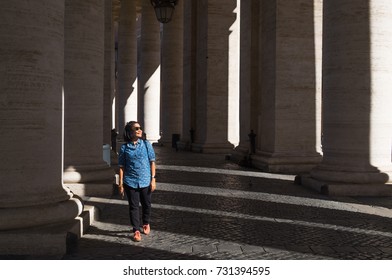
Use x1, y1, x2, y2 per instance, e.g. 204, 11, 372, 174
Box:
138, 0, 161, 142
64, 0, 114, 186
192, 0, 235, 153
117, 0, 137, 136
0, 0, 82, 254
252, 0, 322, 173
160, 0, 184, 146
302, 0, 392, 196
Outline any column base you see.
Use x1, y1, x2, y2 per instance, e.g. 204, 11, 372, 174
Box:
157, 139, 172, 147
191, 142, 234, 154
298, 174, 392, 197
65, 182, 114, 198
177, 140, 192, 151
251, 152, 322, 174
310, 165, 391, 184
0, 204, 98, 258
0, 219, 80, 258
0, 198, 83, 231
230, 145, 252, 166
64, 163, 115, 184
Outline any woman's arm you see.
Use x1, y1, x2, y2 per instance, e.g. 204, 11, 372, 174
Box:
150, 161, 156, 192
119, 166, 124, 198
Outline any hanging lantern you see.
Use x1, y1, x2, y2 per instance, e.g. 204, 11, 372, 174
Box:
150, 0, 178, 23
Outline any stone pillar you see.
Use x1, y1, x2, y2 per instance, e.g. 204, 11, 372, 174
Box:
301, 0, 392, 196
114, 20, 119, 131
160, 0, 184, 147
192, 0, 235, 153
252, 0, 322, 173
0, 0, 83, 255
138, 0, 161, 142
232, 0, 260, 162
64, 0, 114, 192
314, 0, 323, 155
117, 0, 137, 137
228, 0, 240, 147
103, 0, 114, 146
178, 0, 197, 150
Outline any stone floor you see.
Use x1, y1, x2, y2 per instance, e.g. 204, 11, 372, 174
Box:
64, 146, 392, 260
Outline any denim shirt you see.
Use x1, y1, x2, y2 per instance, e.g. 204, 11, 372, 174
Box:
118, 139, 156, 189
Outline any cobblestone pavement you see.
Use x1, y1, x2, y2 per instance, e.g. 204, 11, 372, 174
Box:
64, 146, 392, 260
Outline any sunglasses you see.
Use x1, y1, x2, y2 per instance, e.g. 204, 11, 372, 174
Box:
132, 126, 143, 131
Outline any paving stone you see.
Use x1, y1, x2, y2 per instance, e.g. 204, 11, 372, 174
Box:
377, 247, 392, 254
332, 246, 359, 253
310, 246, 336, 254
192, 245, 218, 253
182, 217, 202, 223
241, 245, 265, 253
170, 245, 193, 254
217, 243, 242, 253
355, 246, 382, 254
263, 245, 289, 253
285, 245, 313, 254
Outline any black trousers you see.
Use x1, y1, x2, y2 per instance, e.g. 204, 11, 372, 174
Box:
124, 185, 151, 232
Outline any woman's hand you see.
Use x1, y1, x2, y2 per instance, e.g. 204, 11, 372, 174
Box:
118, 183, 124, 198
150, 178, 156, 192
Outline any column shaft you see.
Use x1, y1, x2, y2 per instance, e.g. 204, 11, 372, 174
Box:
192, 0, 235, 153
252, 0, 322, 173
117, 0, 137, 136
227, 0, 240, 147
232, 0, 260, 162
64, 0, 114, 186
160, 0, 184, 146
179, 0, 197, 150
0, 0, 82, 255
302, 0, 392, 196
139, 1, 161, 142
103, 0, 114, 145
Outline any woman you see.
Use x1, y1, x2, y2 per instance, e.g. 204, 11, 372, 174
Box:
118, 121, 156, 242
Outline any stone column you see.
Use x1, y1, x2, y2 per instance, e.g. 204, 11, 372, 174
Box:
160, 0, 184, 147
232, 0, 260, 162
138, 0, 161, 142
103, 0, 114, 146
64, 0, 114, 192
192, 0, 235, 153
117, 0, 137, 137
178, 0, 197, 150
252, 0, 322, 173
314, 0, 323, 155
301, 0, 392, 196
227, 0, 240, 147
114, 20, 119, 131
0, 0, 82, 255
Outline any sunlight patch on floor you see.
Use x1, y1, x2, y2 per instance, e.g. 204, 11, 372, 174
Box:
158, 165, 295, 181
86, 197, 392, 239
156, 182, 392, 219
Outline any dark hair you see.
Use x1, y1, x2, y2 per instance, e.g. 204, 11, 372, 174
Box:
123, 121, 139, 142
